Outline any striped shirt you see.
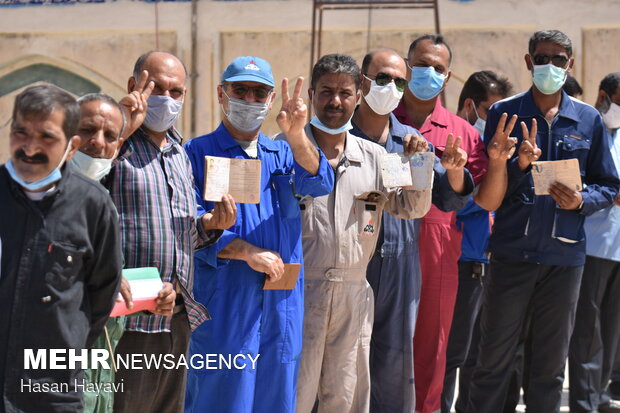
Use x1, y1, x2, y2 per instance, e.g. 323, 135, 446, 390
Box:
105, 127, 212, 333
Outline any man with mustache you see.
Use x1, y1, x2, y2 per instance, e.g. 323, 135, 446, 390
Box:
286, 53, 433, 413
0, 84, 122, 412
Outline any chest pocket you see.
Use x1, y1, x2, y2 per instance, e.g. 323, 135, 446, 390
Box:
560, 135, 590, 173
355, 191, 388, 237
45, 242, 86, 291
272, 174, 299, 220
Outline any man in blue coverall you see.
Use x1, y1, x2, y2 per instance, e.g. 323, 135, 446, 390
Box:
442, 70, 513, 413
467, 30, 620, 413
349, 48, 474, 413
183, 56, 334, 413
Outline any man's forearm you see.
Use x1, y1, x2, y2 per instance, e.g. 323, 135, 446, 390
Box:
217, 237, 256, 261
474, 158, 508, 211
446, 168, 466, 195
287, 131, 320, 175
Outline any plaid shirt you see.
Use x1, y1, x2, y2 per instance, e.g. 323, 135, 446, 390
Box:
105, 127, 213, 333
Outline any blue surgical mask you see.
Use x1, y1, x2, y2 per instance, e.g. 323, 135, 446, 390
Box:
532, 63, 567, 95
310, 115, 353, 135
408, 66, 446, 101
6, 138, 74, 192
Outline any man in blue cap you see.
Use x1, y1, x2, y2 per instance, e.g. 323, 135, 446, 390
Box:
183, 56, 334, 413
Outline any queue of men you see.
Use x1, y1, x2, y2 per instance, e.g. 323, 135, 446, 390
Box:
1, 28, 620, 413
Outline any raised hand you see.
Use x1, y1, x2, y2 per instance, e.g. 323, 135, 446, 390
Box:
403, 133, 429, 156
517, 119, 541, 171
441, 133, 468, 170
202, 194, 237, 231
119, 69, 155, 140
487, 113, 519, 161
276, 77, 307, 138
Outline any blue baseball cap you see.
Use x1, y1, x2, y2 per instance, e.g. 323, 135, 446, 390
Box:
221, 56, 275, 88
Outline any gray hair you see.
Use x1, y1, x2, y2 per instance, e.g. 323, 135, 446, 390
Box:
12, 84, 80, 140
77, 93, 126, 140
528, 30, 573, 58
311, 53, 361, 90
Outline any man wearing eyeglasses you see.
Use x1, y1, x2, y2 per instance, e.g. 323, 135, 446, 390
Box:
467, 30, 620, 413
393, 33, 519, 413
183, 56, 334, 413
349, 48, 474, 413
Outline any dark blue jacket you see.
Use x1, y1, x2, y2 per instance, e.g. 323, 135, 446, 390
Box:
486, 89, 620, 266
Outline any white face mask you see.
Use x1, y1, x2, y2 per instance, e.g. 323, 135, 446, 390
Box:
222, 90, 271, 133
70, 150, 114, 181
471, 104, 486, 137
602, 97, 620, 130
144, 95, 183, 132
362, 78, 404, 115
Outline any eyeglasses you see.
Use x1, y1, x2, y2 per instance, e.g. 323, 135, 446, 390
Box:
531, 54, 569, 68
225, 83, 273, 100
364, 72, 408, 92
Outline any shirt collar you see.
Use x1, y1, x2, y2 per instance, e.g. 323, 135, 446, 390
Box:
394, 98, 449, 133
214, 122, 279, 153
518, 88, 581, 123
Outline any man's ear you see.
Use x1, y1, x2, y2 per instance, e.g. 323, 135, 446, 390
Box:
65, 135, 82, 162
525, 54, 533, 71
217, 85, 225, 105
307, 88, 314, 102
268, 92, 277, 111
356, 88, 362, 104
444, 69, 452, 87
595, 90, 607, 110
567, 57, 575, 73
127, 77, 136, 94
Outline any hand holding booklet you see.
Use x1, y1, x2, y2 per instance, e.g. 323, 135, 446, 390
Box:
263, 264, 302, 290
203, 156, 261, 204
110, 267, 163, 317
531, 158, 583, 195
381, 152, 434, 190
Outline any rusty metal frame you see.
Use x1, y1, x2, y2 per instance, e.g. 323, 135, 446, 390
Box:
310, 0, 440, 71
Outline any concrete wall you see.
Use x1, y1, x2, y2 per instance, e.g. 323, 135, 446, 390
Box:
1, 0, 620, 162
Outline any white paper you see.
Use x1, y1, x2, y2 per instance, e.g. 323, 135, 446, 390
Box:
381, 152, 434, 190
127, 278, 164, 300
204, 156, 262, 203
409, 152, 435, 191
531, 159, 583, 195
381, 153, 413, 187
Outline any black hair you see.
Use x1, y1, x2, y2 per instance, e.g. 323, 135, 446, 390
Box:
12, 84, 80, 140
457, 70, 513, 111
599, 72, 620, 97
311, 53, 361, 90
562, 74, 583, 97
408, 34, 452, 65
